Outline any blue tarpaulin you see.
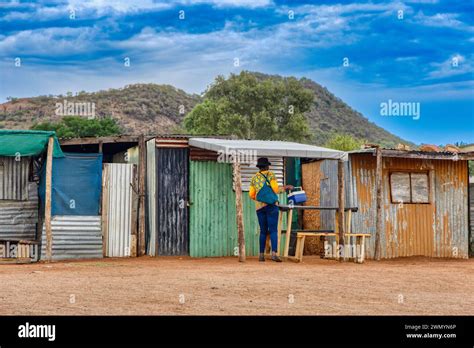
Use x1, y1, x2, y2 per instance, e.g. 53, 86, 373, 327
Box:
40, 153, 102, 216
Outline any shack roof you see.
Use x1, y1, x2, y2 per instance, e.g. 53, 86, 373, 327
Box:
0, 130, 64, 158
349, 148, 474, 161
188, 138, 348, 160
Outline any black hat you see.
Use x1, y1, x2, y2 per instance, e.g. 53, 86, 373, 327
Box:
256, 157, 271, 168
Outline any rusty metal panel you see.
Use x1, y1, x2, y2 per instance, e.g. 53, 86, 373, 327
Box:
348, 154, 378, 258
146, 139, 157, 256
469, 183, 474, 256
0, 182, 38, 240
189, 146, 219, 161
432, 159, 469, 258
40, 215, 102, 260
0, 156, 30, 200
103, 163, 135, 257
349, 153, 469, 259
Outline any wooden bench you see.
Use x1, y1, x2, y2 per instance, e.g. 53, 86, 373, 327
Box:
291, 232, 371, 263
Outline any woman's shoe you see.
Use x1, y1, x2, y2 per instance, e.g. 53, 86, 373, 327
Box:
271, 255, 282, 262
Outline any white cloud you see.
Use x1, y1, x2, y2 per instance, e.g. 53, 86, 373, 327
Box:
426, 54, 474, 79
412, 11, 474, 31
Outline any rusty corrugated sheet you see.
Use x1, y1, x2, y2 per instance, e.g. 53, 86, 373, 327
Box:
0, 182, 38, 240
349, 153, 469, 259
349, 154, 378, 258
103, 163, 135, 257
40, 215, 102, 260
469, 183, 474, 256
189, 146, 219, 161
0, 156, 30, 200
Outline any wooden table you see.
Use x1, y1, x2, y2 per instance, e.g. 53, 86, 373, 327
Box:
275, 205, 370, 263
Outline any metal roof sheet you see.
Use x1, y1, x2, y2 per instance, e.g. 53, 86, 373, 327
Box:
188, 138, 348, 160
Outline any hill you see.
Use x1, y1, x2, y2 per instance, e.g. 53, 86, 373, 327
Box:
0, 74, 410, 146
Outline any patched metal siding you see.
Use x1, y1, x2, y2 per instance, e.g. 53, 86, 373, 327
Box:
156, 147, 189, 256
469, 183, 474, 256
241, 157, 284, 191
0, 182, 38, 240
103, 163, 134, 257
189, 161, 287, 257
349, 153, 469, 259
301, 159, 353, 231
40, 215, 102, 260
0, 156, 30, 200
146, 139, 157, 256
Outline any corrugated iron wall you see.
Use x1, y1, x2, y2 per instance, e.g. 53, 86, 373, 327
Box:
189, 161, 287, 257
190, 161, 235, 257
103, 163, 134, 257
432, 159, 469, 258
240, 157, 284, 191
0, 182, 38, 240
146, 139, 157, 256
0, 156, 30, 201
350, 154, 469, 259
301, 159, 353, 230
349, 154, 377, 257
469, 183, 474, 256
156, 147, 189, 256
40, 216, 102, 260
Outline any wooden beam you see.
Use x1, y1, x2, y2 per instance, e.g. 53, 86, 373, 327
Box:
232, 161, 246, 262
337, 160, 345, 261
130, 164, 138, 257
44, 136, 54, 262
59, 135, 140, 146
283, 208, 293, 257
374, 147, 383, 260
138, 135, 146, 256
101, 165, 109, 257
98, 141, 103, 153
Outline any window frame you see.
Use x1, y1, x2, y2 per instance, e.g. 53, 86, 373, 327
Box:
389, 170, 431, 204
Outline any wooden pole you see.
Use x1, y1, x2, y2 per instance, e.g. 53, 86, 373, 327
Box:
138, 135, 146, 256
233, 160, 246, 262
283, 208, 293, 257
337, 160, 345, 261
44, 136, 54, 262
374, 148, 383, 260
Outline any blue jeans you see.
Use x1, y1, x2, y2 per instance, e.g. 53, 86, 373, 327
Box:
257, 204, 279, 253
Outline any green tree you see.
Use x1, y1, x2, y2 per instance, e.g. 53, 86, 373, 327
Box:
184, 71, 314, 141
31, 116, 121, 138
324, 133, 366, 151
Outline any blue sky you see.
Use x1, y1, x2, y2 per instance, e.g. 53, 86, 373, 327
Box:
0, 0, 473, 145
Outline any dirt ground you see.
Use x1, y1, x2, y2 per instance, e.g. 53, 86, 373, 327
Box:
0, 256, 472, 315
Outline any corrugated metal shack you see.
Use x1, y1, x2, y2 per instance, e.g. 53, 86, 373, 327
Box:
38, 153, 103, 261
304, 148, 474, 259
145, 136, 347, 258
0, 130, 65, 263
59, 135, 150, 258
187, 138, 347, 258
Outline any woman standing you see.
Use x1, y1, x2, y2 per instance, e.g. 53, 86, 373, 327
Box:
249, 158, 293, 262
